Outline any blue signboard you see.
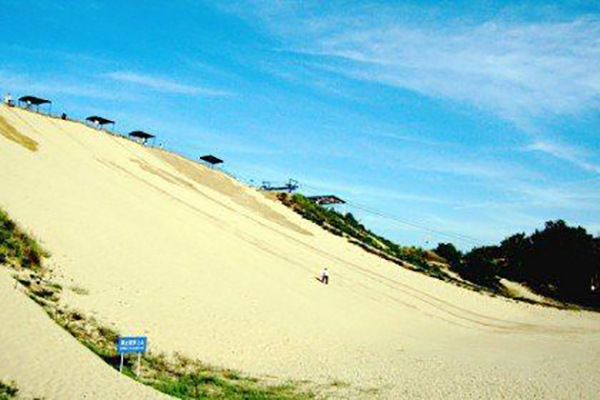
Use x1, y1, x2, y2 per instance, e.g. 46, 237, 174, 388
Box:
117, 336, 147, 354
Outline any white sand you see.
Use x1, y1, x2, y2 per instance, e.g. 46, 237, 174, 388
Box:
1, 104, 600, 398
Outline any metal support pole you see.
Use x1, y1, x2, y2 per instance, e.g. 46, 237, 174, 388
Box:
136, 353, 141, 377
119, 353, 124, 373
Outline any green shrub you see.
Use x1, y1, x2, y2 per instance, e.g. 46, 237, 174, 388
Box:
0, 380, 19, 400
279, 194, 431, 268
0, 208, 48, 269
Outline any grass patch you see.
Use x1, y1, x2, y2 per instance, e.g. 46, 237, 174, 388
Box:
49, 306, 313, 399
329, 380, 350, 389
70, 285, 90, 296
0, 380, 46, 400
147, 363, 309, 399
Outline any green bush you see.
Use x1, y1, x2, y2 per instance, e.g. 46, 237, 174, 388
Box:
0, 380, 18, 400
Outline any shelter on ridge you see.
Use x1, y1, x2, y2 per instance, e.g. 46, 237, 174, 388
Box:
307, 195, 346, 205
18, 95, 51, 112
199, 155, 223, 166
86, 116, 115, 130
128, 130, 155, 145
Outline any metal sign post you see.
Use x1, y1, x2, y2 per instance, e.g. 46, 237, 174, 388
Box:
137, 353, 142, 377
116, 336, 148, 377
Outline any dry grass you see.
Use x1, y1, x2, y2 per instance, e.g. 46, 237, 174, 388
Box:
0, 114, 38, 152
70, 285, 90, 296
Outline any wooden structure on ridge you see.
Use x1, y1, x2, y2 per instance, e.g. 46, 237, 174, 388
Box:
199, 155, 223, 166
307, 195, 346, 205
128, 131, 155, 145
86, 116, 115, 130
18, 95, 51, 113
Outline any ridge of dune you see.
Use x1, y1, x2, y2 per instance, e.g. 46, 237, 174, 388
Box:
1, 104, 600, 398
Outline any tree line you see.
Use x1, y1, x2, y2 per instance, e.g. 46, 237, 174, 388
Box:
435, 220, 600, 307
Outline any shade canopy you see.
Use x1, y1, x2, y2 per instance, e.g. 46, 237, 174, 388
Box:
128, 131, 155, 139
86, 116, 114, 125
199, 155, 223, 165
18, 96, 51, 106
307, 195, 346, 205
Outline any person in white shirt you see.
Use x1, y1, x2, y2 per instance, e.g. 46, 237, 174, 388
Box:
320, 267, 329, 285
4, 92, 12, 106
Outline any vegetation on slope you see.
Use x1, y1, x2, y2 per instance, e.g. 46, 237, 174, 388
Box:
50, 307, 312, 399
0, 208, 48, 269
277, 193, 449, 280
435, 220, 600, 308
0, 381, 19, 400
278, 194, 600, 309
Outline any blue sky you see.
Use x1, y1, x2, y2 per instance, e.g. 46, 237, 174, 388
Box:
1, 0, 600, 249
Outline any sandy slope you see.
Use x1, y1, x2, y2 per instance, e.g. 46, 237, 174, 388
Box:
0, 269, 168, 399
1, 104, 600, 399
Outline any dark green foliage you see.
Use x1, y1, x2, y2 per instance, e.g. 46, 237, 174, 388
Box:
500, 233, 530, 280
0, 380, 19, 400
0, 208, 48, 269
510, 220, 600, 304
459, 247, 502, 289
439, 220, 600, 307
434, 243, 462, 267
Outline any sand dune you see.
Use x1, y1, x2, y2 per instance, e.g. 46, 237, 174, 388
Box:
1, 104, 600, 398
0, 269, 169, 399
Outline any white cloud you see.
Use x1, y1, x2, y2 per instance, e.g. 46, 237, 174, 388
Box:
526, 138, 600, 174
0, 70, 136, 101
229, 2, 600, 175
105, 71, 230, 96
228, 3, 600, 123
295, 17, 600, 125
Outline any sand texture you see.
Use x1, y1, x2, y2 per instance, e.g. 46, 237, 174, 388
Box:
1, 104, 600, 399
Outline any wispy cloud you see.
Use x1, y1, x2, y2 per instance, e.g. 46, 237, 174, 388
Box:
229, 2, 600, 176
525, 138, 600, 174
256, 10, 600, 125
0, 70, 137, 101
105, 71, 231, 96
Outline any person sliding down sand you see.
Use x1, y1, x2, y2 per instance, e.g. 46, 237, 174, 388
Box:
320, 268, 329, 285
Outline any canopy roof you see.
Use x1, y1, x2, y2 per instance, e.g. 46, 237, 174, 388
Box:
307, 195, 346, 205
199, 155, 223, 165
128, 131, 155, 139
86, 116, 114, 125
18, 96, 51, 105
